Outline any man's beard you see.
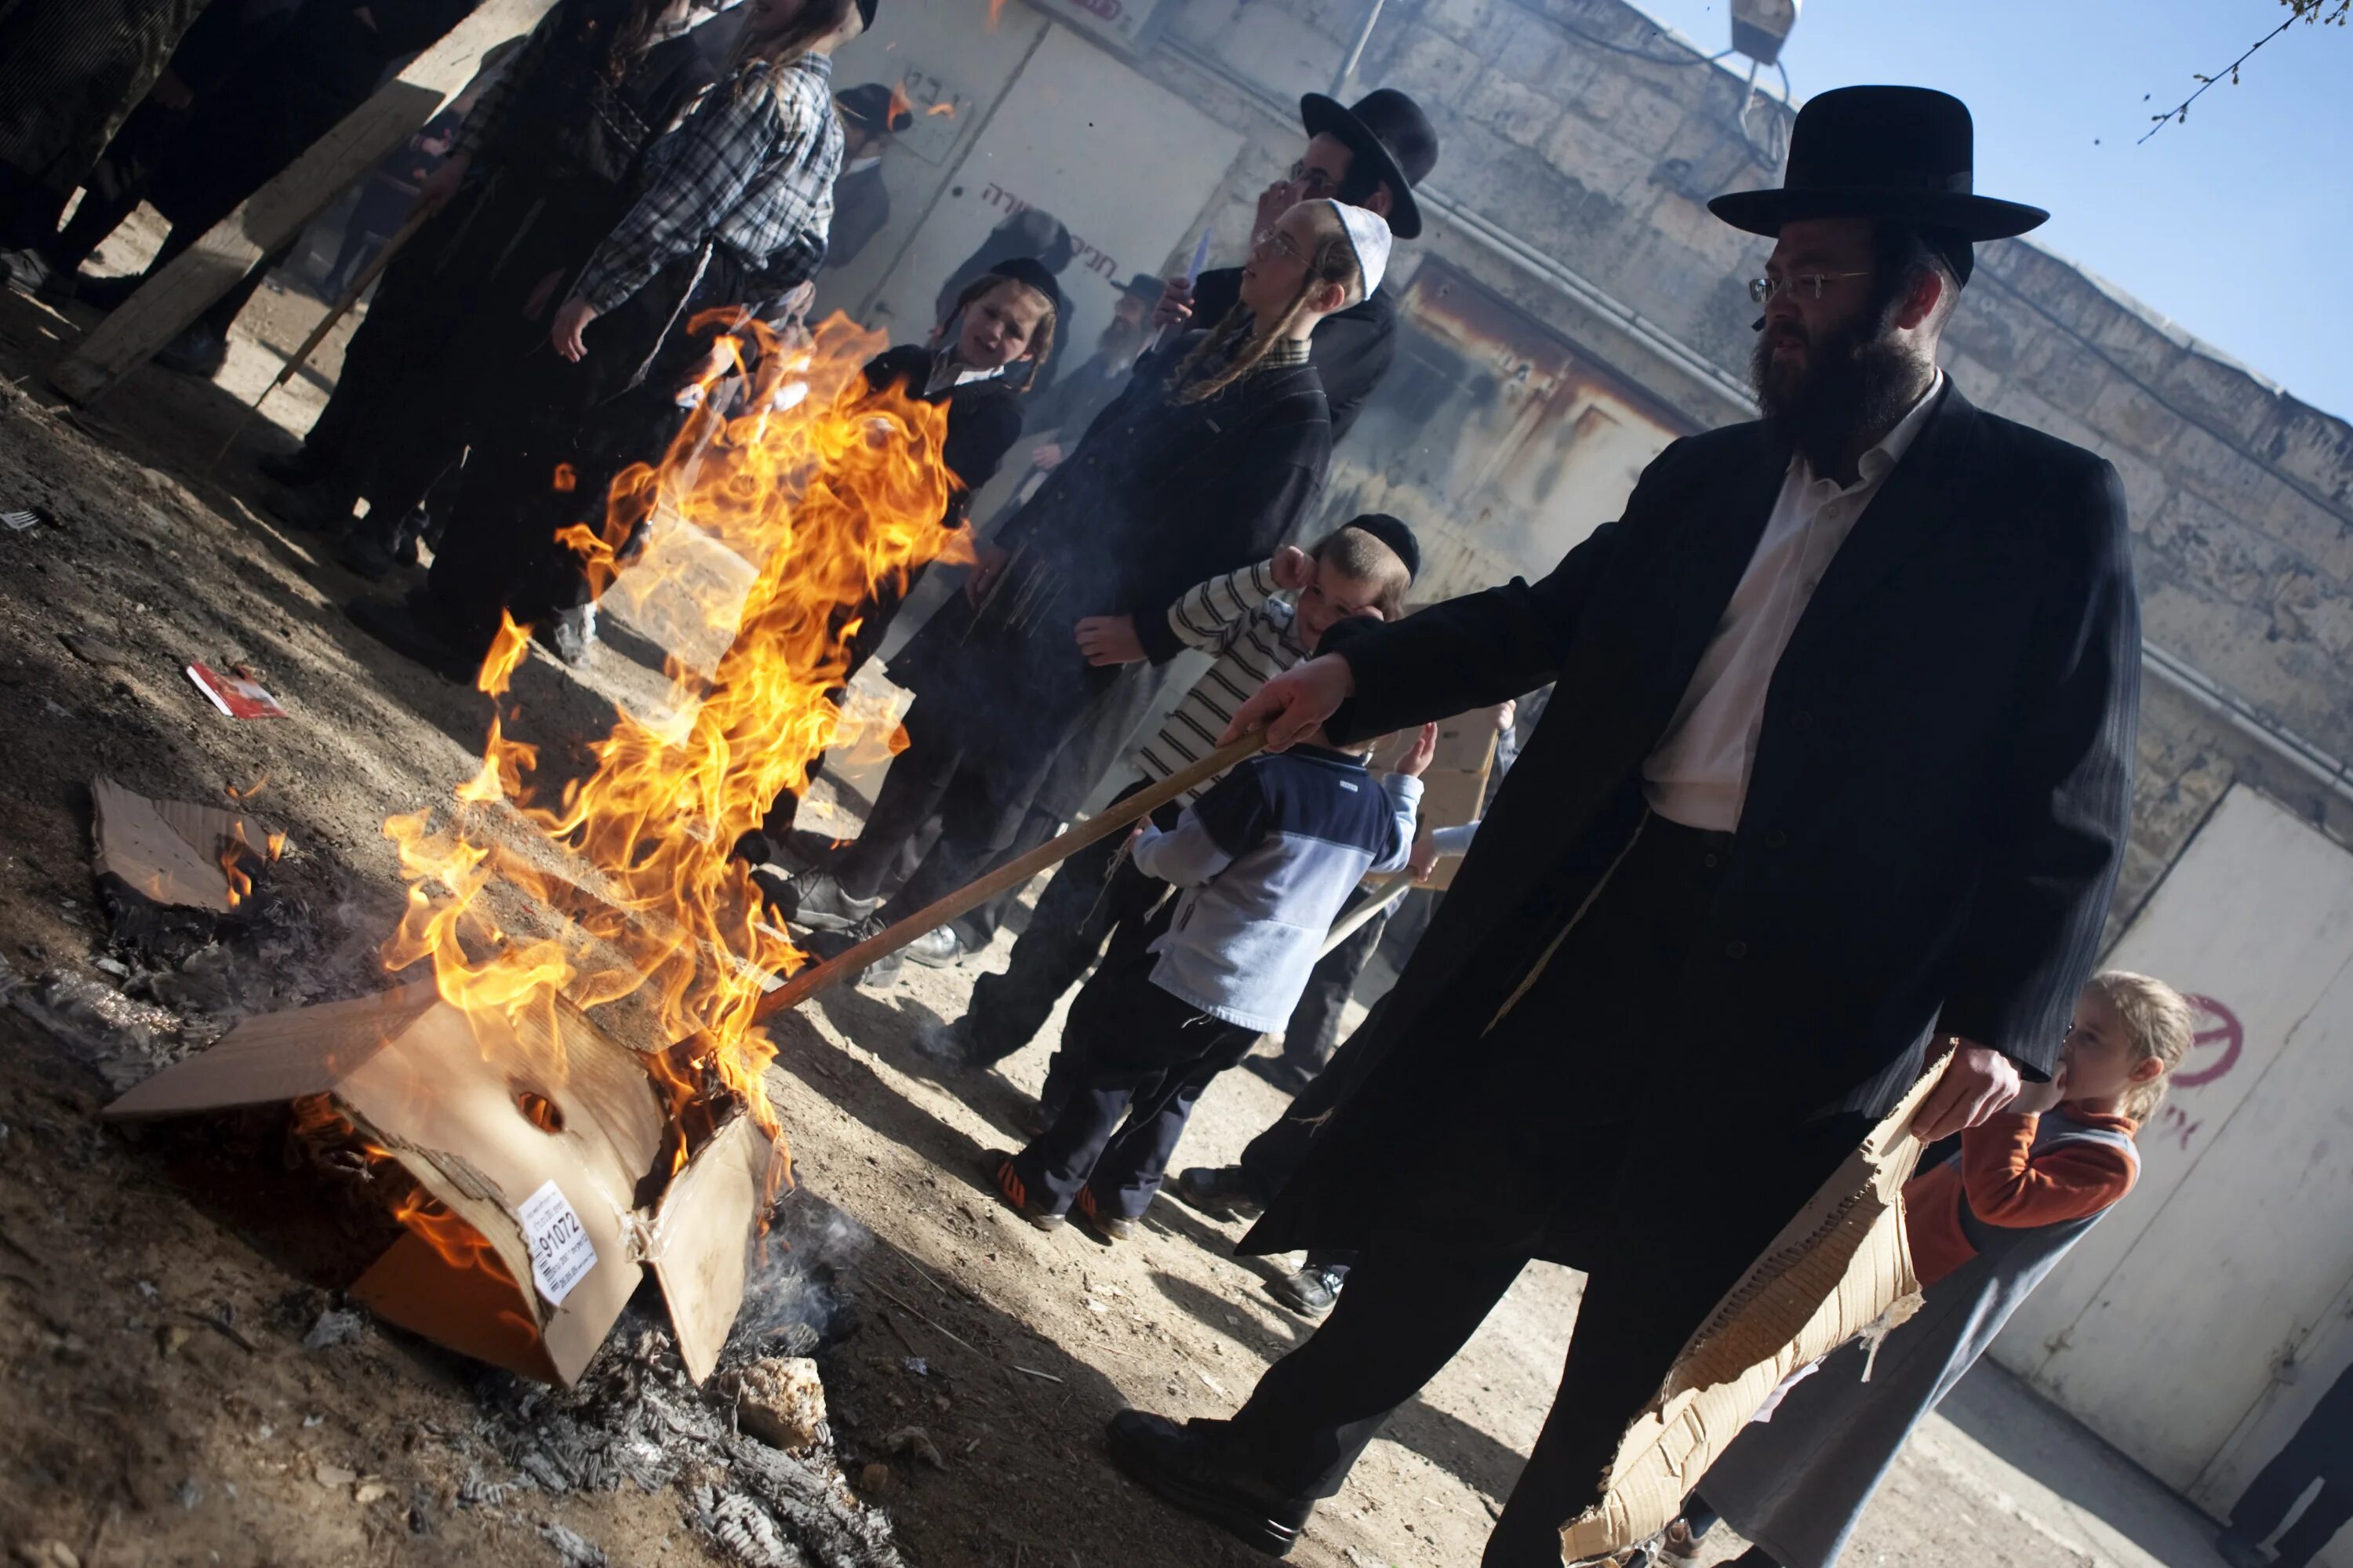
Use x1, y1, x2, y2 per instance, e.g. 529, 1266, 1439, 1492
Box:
1751, 309, 1927, 474
1100, 317, 1144, 362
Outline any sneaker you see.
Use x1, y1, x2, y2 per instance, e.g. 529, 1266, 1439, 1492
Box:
1, 247, 76, 302
391, 508, 428, 567
1075, 1187, 1139, 1242
153, 322, 228, 378
781, 870, 881, 933
1170, 1166, 1264, 1221
1267, 1264, 1346, 1319
1020, 1095, 1064, 1139
979, 1148, 1064, 1231
904, 924, 966, 970
542, 603, 596, 665
1104, 1410, 1311, 1557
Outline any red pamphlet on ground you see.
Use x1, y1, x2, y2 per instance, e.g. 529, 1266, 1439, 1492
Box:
185, 663, 289, 720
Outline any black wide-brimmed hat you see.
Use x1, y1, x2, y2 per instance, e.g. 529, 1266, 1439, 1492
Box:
1299, 88, 1438, 241
1708, 85, 2046, 242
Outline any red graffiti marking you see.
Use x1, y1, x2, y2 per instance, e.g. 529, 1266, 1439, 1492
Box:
2172, 994, 2243, 1090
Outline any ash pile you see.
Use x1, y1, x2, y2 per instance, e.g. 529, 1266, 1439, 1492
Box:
7, 777, 396, 1092
466, 1190, 904, 1568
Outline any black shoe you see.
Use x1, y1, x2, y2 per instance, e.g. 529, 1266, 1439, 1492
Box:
1104, 1411, 1310, 1557
800, 915, 902, 989
979, 1148, 1065, 1231
904, 924, 966, 970
782, 870, 881, 933
256, 446, 327, 487
336, 524, 401, 580
270, 481, 358, 535
153, 323, 228, 378
347, 595, 482, 683
1171, 1166, 1264, 1221
1263, 1058, 1318, 1096
75, 271, 145, 311
1267, 1264, 1346, 1319
1074, 1187, 1140, 1242
915, 1017, 978, 1068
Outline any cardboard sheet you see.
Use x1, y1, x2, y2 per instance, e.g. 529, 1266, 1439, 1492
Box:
1558, 1057, 1949, 1563
90, 775, 285, 913
1414, 704, 1500, 891
104, 987, 767, 1387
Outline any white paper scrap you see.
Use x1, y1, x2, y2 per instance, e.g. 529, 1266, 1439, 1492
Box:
518, 1180, 598, 1305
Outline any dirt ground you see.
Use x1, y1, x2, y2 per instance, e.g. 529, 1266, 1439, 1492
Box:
0, 214, 2217, 1568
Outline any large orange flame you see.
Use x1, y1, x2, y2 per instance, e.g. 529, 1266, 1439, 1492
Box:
380, 312, 961, 1186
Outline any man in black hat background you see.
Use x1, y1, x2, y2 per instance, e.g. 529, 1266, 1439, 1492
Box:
1105, 85, 2140, 1566
1158, 88, 1436, 439
825, 82, 912, 273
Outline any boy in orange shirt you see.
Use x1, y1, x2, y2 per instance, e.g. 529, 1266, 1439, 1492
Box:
1674, 970, 2194, 1568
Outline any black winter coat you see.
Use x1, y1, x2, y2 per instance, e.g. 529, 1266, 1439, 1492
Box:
1243, 387, 2141, 1260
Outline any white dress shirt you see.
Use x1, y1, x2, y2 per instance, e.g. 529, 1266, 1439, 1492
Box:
1642, 373, 1946, 832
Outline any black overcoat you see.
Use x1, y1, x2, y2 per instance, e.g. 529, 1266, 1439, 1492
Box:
1242, 387, 2141, 1262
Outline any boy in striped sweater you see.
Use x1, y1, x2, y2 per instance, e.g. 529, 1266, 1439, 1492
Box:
921, 515, 1418, 1060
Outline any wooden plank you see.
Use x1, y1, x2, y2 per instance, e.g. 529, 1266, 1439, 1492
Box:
49, 0, 558, 406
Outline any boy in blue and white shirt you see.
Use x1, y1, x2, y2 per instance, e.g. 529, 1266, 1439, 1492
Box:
983, 631, 1433, 1239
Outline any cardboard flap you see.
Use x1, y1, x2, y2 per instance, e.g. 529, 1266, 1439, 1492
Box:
91, 775, 286, 912
1559, 1057, 1947, 1559
351, 1230, 559, 1384
649, 1113, 769, 1384
103, 982, 440, 1118
338, 997, 664, 1385
1415, 706, 1500, 892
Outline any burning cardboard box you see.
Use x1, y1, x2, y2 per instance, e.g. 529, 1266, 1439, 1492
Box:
104, 982, 769, 1386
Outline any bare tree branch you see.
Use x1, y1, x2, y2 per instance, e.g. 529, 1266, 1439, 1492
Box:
2140, 0, 2348, 144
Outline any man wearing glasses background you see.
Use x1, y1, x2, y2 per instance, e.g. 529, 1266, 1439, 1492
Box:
1155, 89, 1436, 439
1106, 85, 2141, 1566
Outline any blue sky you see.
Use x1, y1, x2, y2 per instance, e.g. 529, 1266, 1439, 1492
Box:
1624, 0, 2353, 420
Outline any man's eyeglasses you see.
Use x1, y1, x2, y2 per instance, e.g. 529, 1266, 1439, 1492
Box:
1747, 271, 1870, 304
1287, 159, 1340, 199
1250, 227, 1307, 265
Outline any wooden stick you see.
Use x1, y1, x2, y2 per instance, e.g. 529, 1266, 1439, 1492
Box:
747, 732, 1266, 1025
209, 204, 435, 467
1318, 875, 1408, 959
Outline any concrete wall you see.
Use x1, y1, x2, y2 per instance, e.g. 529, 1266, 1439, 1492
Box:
1125, 0, 2353, 921
834, 0, 2353, 918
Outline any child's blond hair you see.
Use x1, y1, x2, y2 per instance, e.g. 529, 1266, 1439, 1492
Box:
2085, 970, 2195, 1125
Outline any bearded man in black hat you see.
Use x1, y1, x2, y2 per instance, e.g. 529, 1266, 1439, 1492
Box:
1104, 85, 2140, 1566
1158, 88, 1435, 438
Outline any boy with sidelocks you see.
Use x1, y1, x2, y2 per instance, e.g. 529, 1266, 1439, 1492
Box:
980, 617, 1435, 1240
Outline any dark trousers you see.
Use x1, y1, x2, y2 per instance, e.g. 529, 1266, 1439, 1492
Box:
1238, 991, 1393, 1203
1214, 819, 1870, 1566
2236, 1459, 2353, 1567
1278, 890, 1397, 1075
962, 777, 1176, 1064
830, 691, 1060, 925
1013, 954, 1256, 1220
